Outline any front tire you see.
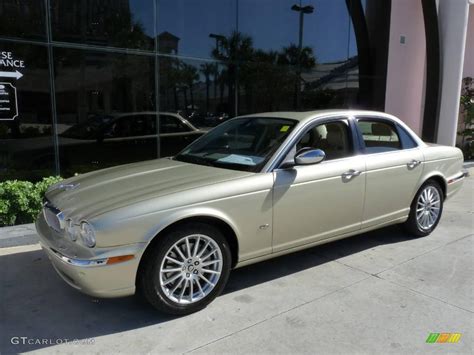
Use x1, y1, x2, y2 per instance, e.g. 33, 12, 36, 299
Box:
403, 180, 444, 237
138, 222, 231, 315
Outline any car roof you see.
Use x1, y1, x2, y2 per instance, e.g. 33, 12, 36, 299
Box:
238, 109, 425, 147
111, 111, 180, 117
237, 109, 398, 123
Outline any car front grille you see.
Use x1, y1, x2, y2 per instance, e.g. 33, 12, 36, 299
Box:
43, 200, 64, 232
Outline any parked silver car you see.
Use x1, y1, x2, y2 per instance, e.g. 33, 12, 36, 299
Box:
36, 110, 467, 314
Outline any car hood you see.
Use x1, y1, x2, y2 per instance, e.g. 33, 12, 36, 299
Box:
46, 158, 252, 220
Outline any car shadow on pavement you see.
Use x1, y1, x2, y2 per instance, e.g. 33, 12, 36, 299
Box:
225, 225, 412, 292
1, 225, 411, 353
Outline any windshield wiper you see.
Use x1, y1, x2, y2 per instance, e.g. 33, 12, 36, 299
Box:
175, 155, 215, 167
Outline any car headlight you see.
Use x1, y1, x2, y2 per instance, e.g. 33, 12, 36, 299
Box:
65, 219, 80, 242
80, 222, 96, 248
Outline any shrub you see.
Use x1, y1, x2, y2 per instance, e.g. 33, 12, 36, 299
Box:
459, 77, 474, 159
0, 176, 63, 227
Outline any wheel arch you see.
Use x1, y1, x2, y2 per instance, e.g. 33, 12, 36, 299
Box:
136, 212, 240, 287
418, 172, 447, 199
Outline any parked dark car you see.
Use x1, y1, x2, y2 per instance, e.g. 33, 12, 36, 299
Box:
0, 112, 204, 178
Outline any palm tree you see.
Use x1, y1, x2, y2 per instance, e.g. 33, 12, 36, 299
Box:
278, 43, 316, 68
180, 63, 199, 112
279, 44, 316, 109
200, 63, 214, 113
211, 31, 254, 116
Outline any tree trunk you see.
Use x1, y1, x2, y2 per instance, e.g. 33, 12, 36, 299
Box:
189, 83, 194, 110
205, 76, 210, 113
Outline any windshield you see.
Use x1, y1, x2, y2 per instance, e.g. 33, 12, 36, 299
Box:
174, 117, 297, 172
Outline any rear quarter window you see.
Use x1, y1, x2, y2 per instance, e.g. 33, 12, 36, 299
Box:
397, 125, 418, 149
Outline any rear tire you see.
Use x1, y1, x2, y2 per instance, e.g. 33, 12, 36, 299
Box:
403, 180, 444, 237
138, 222, 231, 315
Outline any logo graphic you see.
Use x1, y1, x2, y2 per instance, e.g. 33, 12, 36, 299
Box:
57, 183, 80, 191
426, 333, 462, 343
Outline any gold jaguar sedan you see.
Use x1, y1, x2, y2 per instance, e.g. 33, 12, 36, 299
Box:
36, 110, 467, 315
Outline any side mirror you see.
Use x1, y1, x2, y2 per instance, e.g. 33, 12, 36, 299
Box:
294, 148, 325, 165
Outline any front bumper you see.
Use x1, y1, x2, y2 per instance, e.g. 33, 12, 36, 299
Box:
36, 214, 145, 298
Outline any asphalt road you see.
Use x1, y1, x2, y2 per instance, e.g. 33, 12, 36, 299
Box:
1, 175, 472, 354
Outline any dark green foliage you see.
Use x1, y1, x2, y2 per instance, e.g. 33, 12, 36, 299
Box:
0, 176, 63, 226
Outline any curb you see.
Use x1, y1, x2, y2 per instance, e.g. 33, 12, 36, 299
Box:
0, 223, 39, 248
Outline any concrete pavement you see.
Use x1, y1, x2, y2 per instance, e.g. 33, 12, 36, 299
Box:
0, 176, 472, 354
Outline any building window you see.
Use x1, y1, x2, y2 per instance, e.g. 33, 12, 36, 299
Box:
0, 0, 392, 181
50, 0, 155, 50
0, 0, 47, 41
0, 41, 54, 181
53, 48, 156, 176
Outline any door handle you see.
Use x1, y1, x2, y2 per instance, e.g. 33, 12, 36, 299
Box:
342, 169, 361, 181
407, 159, 421, 169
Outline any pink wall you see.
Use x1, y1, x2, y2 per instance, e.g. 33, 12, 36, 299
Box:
463, 6, 474, 78
384, 0, 426, 134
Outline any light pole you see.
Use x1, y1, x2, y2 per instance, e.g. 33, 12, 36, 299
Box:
291, 4, 314, 110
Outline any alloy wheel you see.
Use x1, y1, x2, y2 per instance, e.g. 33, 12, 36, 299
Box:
158, 234, 223, 304
416, 186, 441, 230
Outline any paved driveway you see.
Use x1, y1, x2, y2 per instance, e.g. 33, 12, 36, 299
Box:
1, 176, 472, 354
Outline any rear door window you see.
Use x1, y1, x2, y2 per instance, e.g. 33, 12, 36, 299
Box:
356, 119, 401, 153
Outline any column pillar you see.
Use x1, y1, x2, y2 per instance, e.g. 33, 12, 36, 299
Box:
436, 0, 472, 145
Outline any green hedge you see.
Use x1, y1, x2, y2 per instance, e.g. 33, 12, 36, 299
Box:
0, 176, 63, 227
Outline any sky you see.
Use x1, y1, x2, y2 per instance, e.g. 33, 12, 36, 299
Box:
130, 0, 359, 64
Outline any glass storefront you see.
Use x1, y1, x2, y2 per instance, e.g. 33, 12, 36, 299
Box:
0, 0, 388, 181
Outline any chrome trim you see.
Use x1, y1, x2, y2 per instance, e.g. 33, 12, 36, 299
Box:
43, 201, 66, 232
407, 159, 422, 169
295, 149, 325, 165
352, 114, 423, 148
47, 182, 80, 193
447, 170, 469, 184
58, 183, 80, 191
50, 248, 108, 267
263, 111, 426, 173
341, 169, 362, 181
263, 113, 350, 172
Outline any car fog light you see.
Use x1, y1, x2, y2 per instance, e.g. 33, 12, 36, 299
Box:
80, 222, 96, 248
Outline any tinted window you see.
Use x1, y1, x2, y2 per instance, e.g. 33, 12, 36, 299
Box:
357, 119, 401, 153
292, 121, 353, 161
60, 114, 115, 139
107, 114, 156, 137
